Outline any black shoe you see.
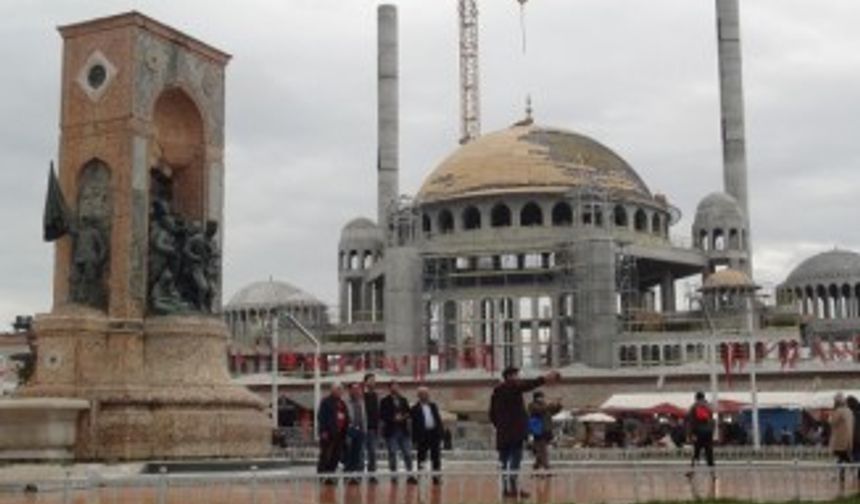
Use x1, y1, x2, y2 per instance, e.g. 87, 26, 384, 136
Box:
368, 476, 379, 484
390, 477, 399, 484
432, 476, 441, 485
323, 478, 337, 486
406, 476, 418, 485
347, 478, 360, 486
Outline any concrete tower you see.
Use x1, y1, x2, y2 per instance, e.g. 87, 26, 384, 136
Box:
377, 4, 399, 233
716, 0, 752, 271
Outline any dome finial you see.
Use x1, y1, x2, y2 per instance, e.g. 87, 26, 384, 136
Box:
513, 94, 534, 127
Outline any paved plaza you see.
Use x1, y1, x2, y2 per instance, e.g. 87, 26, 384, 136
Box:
0, 461, 856, 504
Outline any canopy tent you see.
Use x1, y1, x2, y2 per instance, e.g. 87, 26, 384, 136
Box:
577, 412, 615, 424
600, 390, 860, 414
552, 410, 574, 422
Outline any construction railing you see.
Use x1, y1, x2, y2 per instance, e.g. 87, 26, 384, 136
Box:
7, 461, 860, 504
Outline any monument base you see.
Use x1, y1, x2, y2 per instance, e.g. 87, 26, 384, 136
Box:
18, 307, 270, 460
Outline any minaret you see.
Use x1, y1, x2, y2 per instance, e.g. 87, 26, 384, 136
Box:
377, 4, 399, 233
716, 0, 751, 271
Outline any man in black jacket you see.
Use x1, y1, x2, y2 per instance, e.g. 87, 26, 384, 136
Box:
411, 386, 444, 484
490, 367, 560, 498
379, 381, 416, 483
317, 383, 349, 484
363, 373, 381, 483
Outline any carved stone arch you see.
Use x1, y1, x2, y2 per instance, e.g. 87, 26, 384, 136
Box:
151, 87, 207, 220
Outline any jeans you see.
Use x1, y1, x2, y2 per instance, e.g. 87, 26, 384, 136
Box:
385, 430, 413, 474
345, 428, 366, 473
365, 430, 378, 473
498, 441, 524, 493
691, 431, 715, 468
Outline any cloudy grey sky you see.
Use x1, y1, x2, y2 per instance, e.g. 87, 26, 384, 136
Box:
1, 0, 858, 326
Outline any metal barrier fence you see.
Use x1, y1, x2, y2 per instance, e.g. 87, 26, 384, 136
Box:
6, 461, 860, 504
273, 443, 833, 464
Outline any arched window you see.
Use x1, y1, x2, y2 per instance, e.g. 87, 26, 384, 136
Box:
613, 205, 628, 228
698, 229, 709, 251
634, 209, 647, 231
349, 250, 359, 270
422, 213, 431, 234
438, 209, 454, 234
651, 213, 661, 235
729, 228, 739, 250
520, 202, 543, 227
713, 228, 725, 251
462, 206, 481, 230
491, 203, 511, 227
551, 202, 572, 226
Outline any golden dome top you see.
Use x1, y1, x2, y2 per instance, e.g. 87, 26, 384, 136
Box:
417, 124, 651, 204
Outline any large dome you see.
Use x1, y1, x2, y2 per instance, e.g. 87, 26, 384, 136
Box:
784, 249, 860, 286
226, 280, 323, 310
416, 124, 652, 204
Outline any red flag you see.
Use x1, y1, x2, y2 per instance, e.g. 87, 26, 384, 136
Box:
787, 341, 800, 367
778, 340, 789, 369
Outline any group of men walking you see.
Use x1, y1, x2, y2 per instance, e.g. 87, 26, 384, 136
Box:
316, 366, 562, 498
316, 373, 443, 485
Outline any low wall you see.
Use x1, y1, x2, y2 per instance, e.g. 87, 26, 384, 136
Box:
0, 398, 89, 460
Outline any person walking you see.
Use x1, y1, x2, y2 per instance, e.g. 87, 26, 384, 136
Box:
829, 393, 854, 484
489, 366, 560, 499
380, 381, 416, 484
846, 395, 860, 481
527, 391, 562, 474
317, 383, 349, 485
685, 391, 715, 479
411, 386, 444, 484
363, 373, 381, 484
344, 383, 368, 483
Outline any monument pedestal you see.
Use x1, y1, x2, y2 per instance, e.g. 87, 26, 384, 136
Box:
20, 308, 270, 460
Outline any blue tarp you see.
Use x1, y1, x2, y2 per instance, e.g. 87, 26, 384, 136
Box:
739, 408, 802, 444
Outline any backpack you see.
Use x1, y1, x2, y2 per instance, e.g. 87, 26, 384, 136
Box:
693, 404, 711, 423
528, 415, 544, 438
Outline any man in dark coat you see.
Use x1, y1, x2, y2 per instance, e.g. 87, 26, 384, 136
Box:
363, 373, 381, 483
317, 383, 349, 484
489, 367, 560, 498
380, 381, 416, 483
847, 395, 860, 479
411, 386, 444, 484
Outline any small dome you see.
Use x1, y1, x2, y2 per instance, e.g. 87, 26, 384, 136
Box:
416, 124, 652, 204
783, 249, 860, 286
693, 192, 744, 229
702, 269, 756, 290
225, 280, 323, 310
339, 217, 383, 248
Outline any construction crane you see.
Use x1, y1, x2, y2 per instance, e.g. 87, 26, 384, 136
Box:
458, 0, 481, 144
458, 0, 529, 145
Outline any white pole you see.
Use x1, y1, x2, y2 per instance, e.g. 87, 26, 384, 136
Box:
748, 292, 761, 450
701, 297, 720, 441
314, 342, 321, 442
271, 313, 279, 431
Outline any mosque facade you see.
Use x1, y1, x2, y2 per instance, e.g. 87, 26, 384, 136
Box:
227, 3, 860, 395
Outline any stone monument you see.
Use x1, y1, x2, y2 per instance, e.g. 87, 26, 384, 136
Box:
19, 12, 270, 459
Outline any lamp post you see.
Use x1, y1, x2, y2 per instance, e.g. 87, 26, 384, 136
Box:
279, 313, 322, 441
270, 312, 279, 431
745, 290, 761, 450
699, 296, 720, 439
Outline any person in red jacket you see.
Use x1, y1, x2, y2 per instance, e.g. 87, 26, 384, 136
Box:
489, 367, 560, 498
